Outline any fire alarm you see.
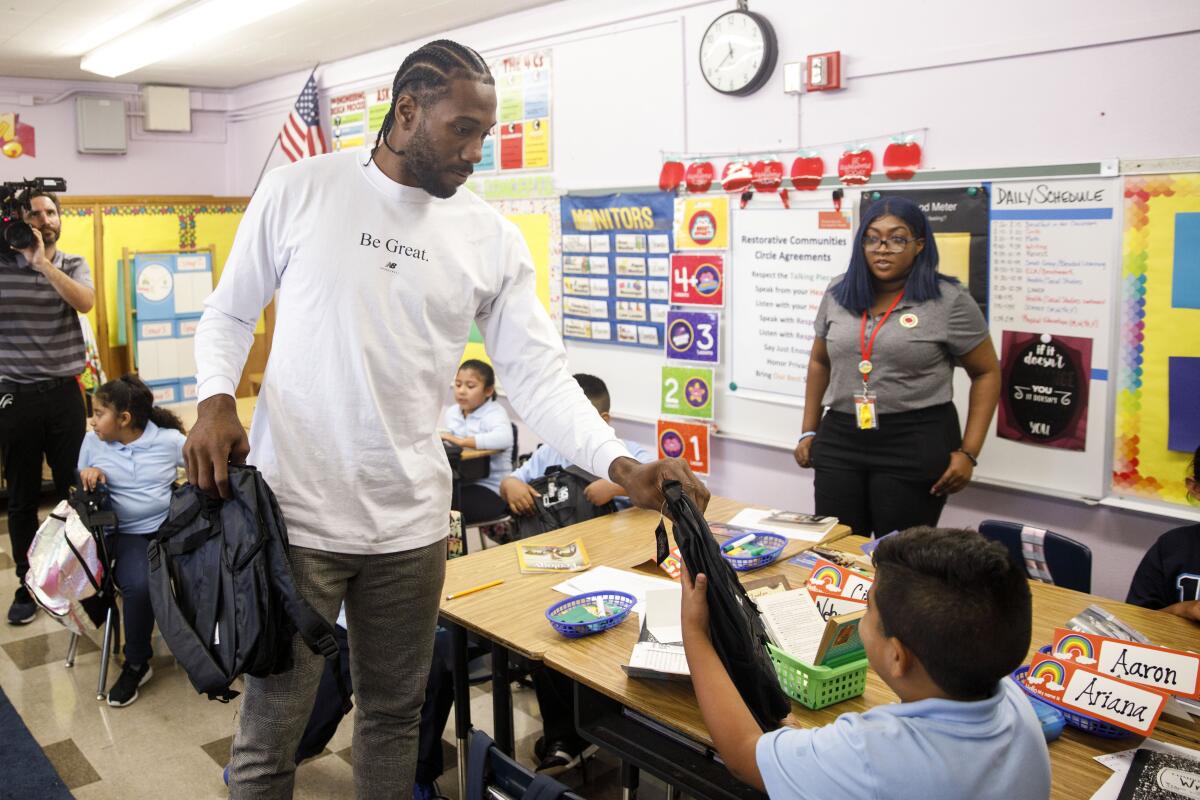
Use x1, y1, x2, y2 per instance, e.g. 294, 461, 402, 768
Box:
805, 51, 842, 92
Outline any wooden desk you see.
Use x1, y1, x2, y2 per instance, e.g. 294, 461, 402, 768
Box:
544, 533, 1200, 800
439, 495, 849, 793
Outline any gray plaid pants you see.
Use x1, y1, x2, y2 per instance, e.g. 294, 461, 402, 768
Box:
228, 540, 446, 799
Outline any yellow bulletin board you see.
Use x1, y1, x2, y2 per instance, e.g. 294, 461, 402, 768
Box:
461, 197, 562, 367
1113, 173, 1200, 505
59, 198, 250, 378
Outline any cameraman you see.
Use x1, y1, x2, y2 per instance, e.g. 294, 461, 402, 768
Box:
0, 191, 95, 625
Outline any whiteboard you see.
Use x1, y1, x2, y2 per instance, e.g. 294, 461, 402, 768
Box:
564, 168, 1123, 502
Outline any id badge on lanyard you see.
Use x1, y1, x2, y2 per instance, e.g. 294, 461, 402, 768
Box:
855, 387, 879, 430
856, 291, 905, 431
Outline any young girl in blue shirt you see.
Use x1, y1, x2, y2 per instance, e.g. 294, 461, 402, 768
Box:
77, 374, 186, 707
439, 359, 513, 524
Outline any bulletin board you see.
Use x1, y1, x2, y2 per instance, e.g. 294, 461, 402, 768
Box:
1113, 173, 1200, 506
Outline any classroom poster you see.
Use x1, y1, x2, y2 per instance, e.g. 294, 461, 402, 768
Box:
729, 207, 854, 400
860, 187, 989, 315
482, 49, 551, 173
364, 85, 392, 149
560, 192, 674, 348
669, 254, 725, 306
661, 365, 714, 420
997, 332, 1091, 450
329, 91, 366, 151
1114, 173, 1200, 505
675, 195, 730, 250
657, 419, 710, 475
665, 310, 719, 363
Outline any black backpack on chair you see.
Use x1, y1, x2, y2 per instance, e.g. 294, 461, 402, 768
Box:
511, 465, 618, 540
148, 464, 350, 711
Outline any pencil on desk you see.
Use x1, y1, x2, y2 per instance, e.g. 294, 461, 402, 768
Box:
445, 579, 504, 601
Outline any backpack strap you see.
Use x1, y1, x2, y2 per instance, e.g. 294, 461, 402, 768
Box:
146, 536, 238, 702
251, 468, 353, 714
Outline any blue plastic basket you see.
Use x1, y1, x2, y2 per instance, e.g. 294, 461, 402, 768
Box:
546, 590, 636, 638
721, 533, 788, 571
1010, 646, 1135, 739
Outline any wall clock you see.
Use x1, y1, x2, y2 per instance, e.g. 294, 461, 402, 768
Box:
699, 2, 778, 96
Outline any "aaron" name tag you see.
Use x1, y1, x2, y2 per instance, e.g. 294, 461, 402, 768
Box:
1052, 628, 1200, 699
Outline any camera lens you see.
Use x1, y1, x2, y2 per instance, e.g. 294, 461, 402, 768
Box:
2, 219, 34, 251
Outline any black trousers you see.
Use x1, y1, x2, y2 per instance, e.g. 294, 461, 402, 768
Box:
531, 667, 583, 747
812, 402, 961, 538
0, 379, 87, 581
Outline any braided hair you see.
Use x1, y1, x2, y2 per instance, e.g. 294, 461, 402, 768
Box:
95, 373, 187, 434
370, 39, 494, 158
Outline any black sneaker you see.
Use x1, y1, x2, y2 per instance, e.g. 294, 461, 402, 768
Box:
107, 662, 153, 707
7, 586, 37, 625
534, 738, 597, 777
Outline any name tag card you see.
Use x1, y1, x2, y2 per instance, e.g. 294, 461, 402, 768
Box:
806, 557, 872, 602
1026, 653, 1168, 736
807, 587, 866, 622
1052, 628, 1200, 699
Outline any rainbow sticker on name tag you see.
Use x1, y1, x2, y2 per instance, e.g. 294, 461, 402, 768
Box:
1052, 628, 1200, 699
1025, 653, 1168, 736
806, 557, 872, 602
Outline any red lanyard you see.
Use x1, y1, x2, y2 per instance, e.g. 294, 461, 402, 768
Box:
858, 290, 906, 383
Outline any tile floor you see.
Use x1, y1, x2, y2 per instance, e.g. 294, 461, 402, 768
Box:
0, 502, 670, 799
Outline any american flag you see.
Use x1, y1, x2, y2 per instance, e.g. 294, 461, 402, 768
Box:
279, 72, 327, 162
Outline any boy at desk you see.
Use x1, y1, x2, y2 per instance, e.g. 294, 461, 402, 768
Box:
499, 372, 653, 514
681, 526, 1051, 799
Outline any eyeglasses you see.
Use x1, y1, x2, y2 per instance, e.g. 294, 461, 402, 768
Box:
862, 235, 918, 252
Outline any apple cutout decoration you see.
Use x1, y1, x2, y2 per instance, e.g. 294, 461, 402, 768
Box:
720, 160, 754, 193
883, 138, 921, 180
659, 161, 685, 192
838, 147, 874, 186
685, 161, 715, 193
751, 159, 784, 193
790, 152, 824, 190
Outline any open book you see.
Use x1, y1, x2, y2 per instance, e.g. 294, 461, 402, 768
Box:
623, 588, 689, 681
757, 588, 866, 666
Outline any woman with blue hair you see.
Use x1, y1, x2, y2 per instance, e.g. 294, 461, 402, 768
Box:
793, 197, 1000, 537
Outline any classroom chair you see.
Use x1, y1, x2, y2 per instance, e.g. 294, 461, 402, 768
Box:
466, 729, 582, 800
978, 520, 1093, 593
474, 424, 521, 551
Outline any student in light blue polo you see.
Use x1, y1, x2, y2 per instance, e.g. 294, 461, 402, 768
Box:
439, 359, 513, 524
500, 373, 653, 517
77, 374, 186, 708
681, 526, 1051, 800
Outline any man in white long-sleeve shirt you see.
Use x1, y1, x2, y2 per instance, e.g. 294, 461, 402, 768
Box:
187, 40, 708, 800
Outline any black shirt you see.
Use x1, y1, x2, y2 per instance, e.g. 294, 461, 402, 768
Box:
1126, 524, 1200, 609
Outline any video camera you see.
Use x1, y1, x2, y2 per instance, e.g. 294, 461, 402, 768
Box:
1, 177, 67, 255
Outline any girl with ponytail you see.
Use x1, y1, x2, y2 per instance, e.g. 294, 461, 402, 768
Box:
76, 373, 188, 707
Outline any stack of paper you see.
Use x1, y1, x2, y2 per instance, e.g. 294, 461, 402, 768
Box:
725, 508, 838, 542
623, 588, 689, 681
755, 588, 828, 664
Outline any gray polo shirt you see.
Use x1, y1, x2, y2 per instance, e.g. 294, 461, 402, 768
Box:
0, 249, 93, 383
814, 276, 989, 414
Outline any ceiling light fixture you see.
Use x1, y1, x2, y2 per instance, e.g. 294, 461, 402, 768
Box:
57, 0, 182, 57
80, 0, 305, 79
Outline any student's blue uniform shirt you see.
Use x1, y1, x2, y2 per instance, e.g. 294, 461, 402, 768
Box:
755, 678, 1051, 800
511, 439, 653, 509
77, 422, 186, 535
440, 400, 513, 495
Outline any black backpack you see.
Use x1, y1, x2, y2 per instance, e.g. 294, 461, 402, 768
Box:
511, 465, 617, 540
148, 464, 350, 711
657, 481, 790, 730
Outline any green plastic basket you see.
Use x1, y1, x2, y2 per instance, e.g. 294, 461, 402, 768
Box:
767, 644, 869, 710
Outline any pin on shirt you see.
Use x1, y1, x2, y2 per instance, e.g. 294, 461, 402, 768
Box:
899, 313, 919, 328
